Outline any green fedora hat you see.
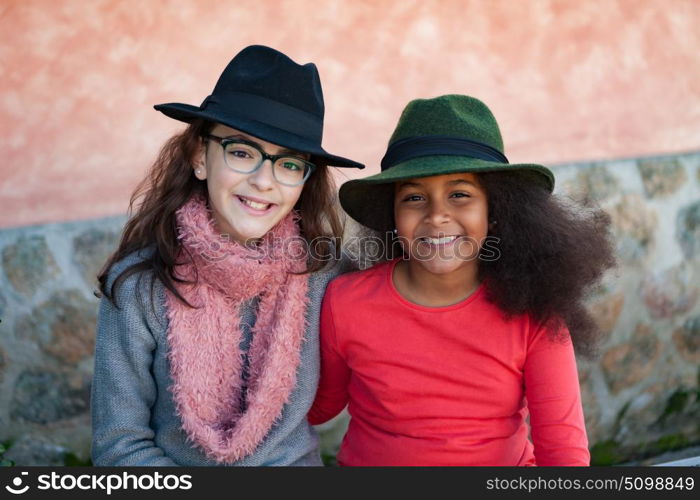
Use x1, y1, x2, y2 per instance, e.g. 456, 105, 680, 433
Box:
339, 94, 555, 231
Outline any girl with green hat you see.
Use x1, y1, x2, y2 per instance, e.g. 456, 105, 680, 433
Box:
309, 94, 615, 465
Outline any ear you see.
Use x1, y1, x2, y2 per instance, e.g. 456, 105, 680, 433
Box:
192, 139, 207, 180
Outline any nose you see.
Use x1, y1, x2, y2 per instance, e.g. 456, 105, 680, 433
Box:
248, 159, 275, 191
424, 198, 451, 227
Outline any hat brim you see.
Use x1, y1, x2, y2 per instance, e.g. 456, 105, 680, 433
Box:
339, 155, 555, 231
154, 103, 364, 169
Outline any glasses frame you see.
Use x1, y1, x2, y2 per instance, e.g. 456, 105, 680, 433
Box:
205, 134, 316, 187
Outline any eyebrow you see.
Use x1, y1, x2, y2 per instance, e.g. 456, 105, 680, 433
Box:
396, 181, 422, 189
396, 178, 478, 189
447, 179, 478, 187
224, 133, 306, 157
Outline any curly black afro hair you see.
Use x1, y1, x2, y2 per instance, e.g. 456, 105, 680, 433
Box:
476, 171, 616, 358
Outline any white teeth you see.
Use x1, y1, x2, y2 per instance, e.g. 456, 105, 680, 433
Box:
240, 197, 271, 210
421, 235, 458, 245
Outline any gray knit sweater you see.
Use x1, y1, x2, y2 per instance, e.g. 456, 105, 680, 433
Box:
91, 248, 349, 466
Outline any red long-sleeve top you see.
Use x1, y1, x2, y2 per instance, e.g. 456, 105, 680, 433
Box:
309, 259, 590, 466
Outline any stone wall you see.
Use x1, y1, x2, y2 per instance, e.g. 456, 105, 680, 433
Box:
554, 152, 700, 464
0, 218, 124, 465
0, 151, 699, 465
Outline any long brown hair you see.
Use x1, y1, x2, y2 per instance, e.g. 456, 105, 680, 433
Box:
98, 119, 344, 308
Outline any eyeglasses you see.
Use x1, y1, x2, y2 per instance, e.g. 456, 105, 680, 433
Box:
205, 135, 316, 187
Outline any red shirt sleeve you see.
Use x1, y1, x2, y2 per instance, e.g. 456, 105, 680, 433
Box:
308, 283, 350, 425
524, 323, 590, 466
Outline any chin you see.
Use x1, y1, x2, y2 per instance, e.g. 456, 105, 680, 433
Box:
240, 229, 272, 241
413, 257, 472, 276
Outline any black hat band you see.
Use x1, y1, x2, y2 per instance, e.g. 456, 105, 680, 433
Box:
381, 135, 509, 171
201, 91, 323, 141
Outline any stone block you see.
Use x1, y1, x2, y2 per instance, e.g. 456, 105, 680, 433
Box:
641, 263, 699, 319
607, 194, 657, 265
574, 164, 621, 203
2, 235, 60, 297
2, 436, 70, 467
638, 158, 687, 197
588, 292, 625, 335
10, 369, 91, 424
72, 227, 120, 288
601, 323, 661, 394
15, 290, 97, 365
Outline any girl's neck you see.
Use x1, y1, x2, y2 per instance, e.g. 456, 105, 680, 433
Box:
392, 259, 481, 308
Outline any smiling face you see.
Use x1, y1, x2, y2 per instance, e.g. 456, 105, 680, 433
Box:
192, 124, 306, 246
393, 172, 490, 276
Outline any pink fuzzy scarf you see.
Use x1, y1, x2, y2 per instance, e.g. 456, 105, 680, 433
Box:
164, 195, 309, 463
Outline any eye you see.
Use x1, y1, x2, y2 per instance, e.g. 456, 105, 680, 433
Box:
225, 142, 258, 160
450, 192, 471, 199
228, 148, 253, 159
279, 159, 304, 171
402, 194, 424, 202
231, 150, 251, 158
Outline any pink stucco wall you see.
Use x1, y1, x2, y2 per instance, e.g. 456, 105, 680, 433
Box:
1, 0, 699, 228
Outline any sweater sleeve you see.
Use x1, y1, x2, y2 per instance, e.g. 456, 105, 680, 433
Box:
308, 282, 350, 425
524, 324, 590, 466
90, 270, 178, 466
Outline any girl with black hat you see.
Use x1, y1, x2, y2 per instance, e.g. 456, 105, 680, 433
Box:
91, 45, 364, 465
309, 94, 616, 465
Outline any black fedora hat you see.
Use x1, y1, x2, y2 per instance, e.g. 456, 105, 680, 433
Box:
154, 45, 364, 170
